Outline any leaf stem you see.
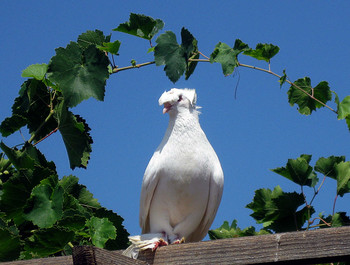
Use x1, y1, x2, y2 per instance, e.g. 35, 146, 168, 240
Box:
333, 194, 338, 216
238, 63, 337, 113
110, 57, 337, 115
27, 110, 55, 144
33, 127, 58, 146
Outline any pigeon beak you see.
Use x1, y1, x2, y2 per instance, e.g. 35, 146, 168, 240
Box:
163, 103, 172, 114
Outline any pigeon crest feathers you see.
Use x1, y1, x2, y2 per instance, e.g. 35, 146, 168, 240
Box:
158, 88, 200, 114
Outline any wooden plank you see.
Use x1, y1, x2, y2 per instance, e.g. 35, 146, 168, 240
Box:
1, 255, 73, 265
137, 226, 350, 264
2, 227, 350, 264
72, 246, 147, 265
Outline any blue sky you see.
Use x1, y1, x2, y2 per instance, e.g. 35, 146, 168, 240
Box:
1, 1, 350, 238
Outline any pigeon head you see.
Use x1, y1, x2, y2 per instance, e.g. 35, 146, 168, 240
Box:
158, 88, 199, 115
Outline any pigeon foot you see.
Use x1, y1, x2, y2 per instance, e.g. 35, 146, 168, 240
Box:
172, 237, 185, 244
152, 238, 168, 251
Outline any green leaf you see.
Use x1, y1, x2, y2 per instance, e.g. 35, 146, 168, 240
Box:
330, 212, 350, 227
114, 13, 164, 40
319, 212, 350, 227
21, 63, 48, 81
0, 142, 55, 171
287, 77, 332, 115
208, 220, 270, 240
77, 30, 111, 49
24, 227, 74, 257
54, 102, 93, 169
181, 28, 199, 80
243, 43, 280, 62
335, 161, 350, 197
154, 31, 186, 83
97, 40, 121, 55
0, 114, 27, 137
314, 156, 345, 179
279, 69, 287, 88
57, 214, 87, 231
86, 217, 116, 248
24, 183, 64, 228
48, 42, 109, 107
0, 167, 54, 225
210, 39, 249, 76
153, 27, 198, 82
335, 95, 350, 120
93, 208, 129, 250
246, 186, 309, 232
271, 154, 318, 187
0, 79, 59, 140
267, 205, 314, 233
246, 186, 283, 223
60, 175, 100, 208
0, 227, 21, 262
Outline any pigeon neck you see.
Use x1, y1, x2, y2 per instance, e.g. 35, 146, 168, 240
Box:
167, 110, 201, 135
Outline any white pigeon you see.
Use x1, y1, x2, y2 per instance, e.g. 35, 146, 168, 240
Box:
123, 88, 224, 259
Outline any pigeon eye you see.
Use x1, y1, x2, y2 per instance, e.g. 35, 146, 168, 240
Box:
178, 95, 183, 102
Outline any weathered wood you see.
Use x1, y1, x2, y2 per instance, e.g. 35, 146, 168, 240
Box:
1, 255, 73, 265
138, 226, 350, 264
72, 246, 147, 265
2, 227, 350, 264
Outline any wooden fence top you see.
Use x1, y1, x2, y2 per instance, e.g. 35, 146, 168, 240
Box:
2, 226, 350, 264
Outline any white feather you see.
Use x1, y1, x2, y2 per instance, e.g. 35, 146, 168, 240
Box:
125, 88, 224, 259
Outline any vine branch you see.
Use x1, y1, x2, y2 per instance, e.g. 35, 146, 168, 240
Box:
112, 61, 155, 73
109, 55, 337, 115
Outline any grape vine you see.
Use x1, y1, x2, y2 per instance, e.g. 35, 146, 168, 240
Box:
0, 12, 349, 262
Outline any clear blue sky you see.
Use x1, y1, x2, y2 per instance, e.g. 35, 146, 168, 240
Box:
1, 1, 350, 238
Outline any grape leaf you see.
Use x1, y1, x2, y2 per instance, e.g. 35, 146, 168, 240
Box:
154, 30, 187, 83
181, 28, 199, 80
246, 186, 283, 223
97, 40, 121, 55
93, 207, 129, 250
60, 175, 100, 208
319, 212, 350, 227
335, 161, 350, 197
279, 69, 287, 88
77, 30, 111, 49
271, 154, 318, 187
210, 39, 249, 76
338, 93, 350, 131
114, 13, 164, 40
85, 217, 116, 248
57, 214, 87, 231
330, 212, 350, 227
335, 94, 350, 120
54, 102, 93, 169
0, 227, 21, 262
0, 142, 55, 171
246, 186, 309, 232
0, 79, 59, 140
267, 205, 314, 233
48, 42, 109, 108
0, 114, 27, 137
243, 43, 280, 62
208, 220, 270, 240
287, 77, 332, 115
24, 227, 74, 257
0, 166, 54, 225
24, 183, 64, 228
21, 63, 48, 81
314, 155, 345, 179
